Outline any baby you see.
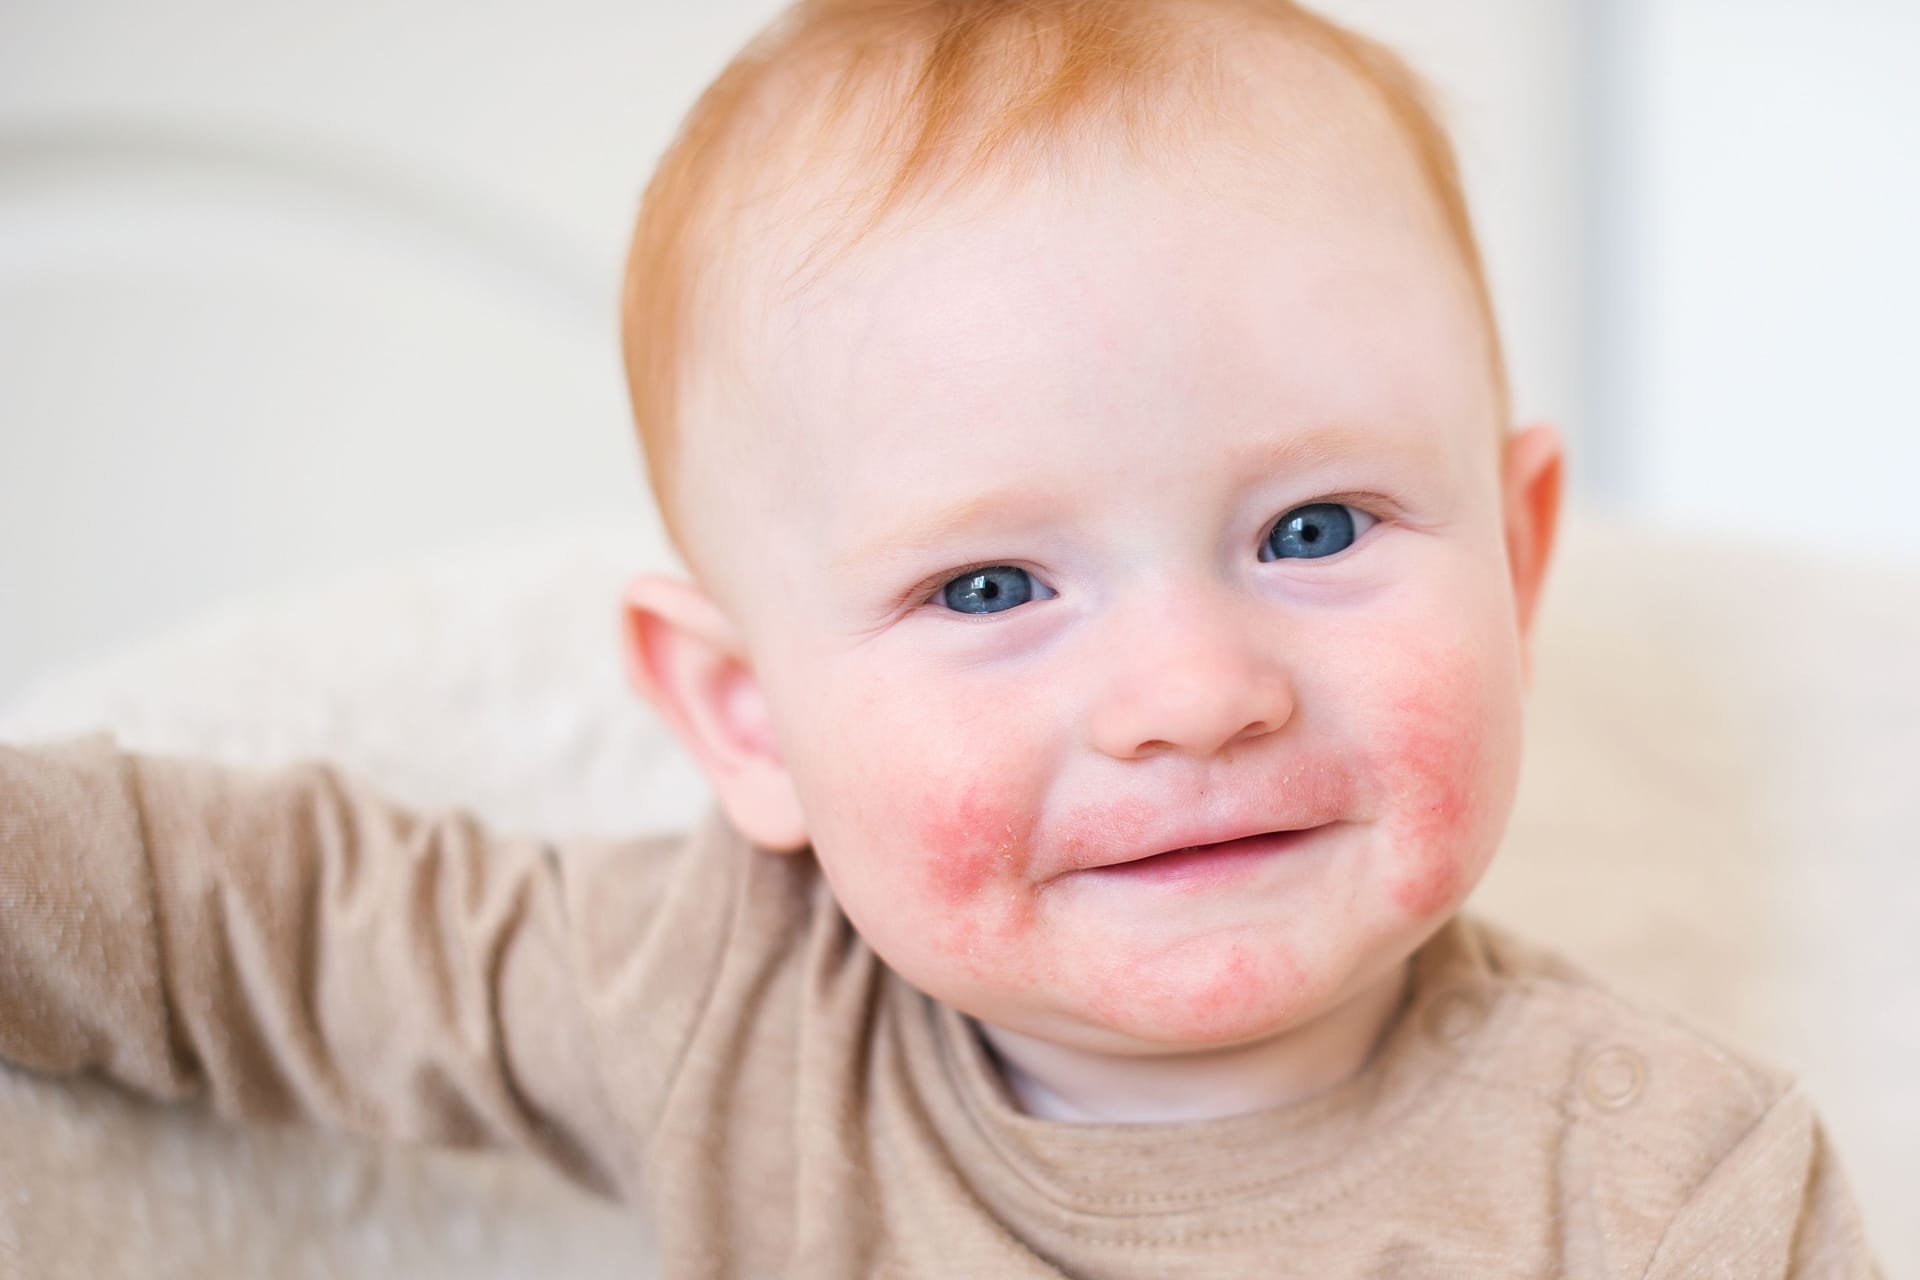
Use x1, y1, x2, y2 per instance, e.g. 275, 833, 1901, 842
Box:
0, 0, 1882, 1275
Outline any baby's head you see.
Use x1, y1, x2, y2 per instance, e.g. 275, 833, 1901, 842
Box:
619, 0, 1562, 1074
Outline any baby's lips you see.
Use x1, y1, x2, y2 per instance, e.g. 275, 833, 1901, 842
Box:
1084, 818, 1340, 874
1048, 764, 1365, 877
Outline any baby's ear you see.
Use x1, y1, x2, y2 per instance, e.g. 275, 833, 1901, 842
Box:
619, 575, 810, 853
1500, 422, 1565, 675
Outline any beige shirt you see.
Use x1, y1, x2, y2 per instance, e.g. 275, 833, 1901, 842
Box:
0, 734, 1880, 1277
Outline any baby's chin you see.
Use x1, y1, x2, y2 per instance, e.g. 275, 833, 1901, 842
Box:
960, 945, 1423, 1123
976, 933, 1409, 1060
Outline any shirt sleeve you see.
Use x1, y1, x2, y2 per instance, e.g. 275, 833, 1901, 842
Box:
1638, 1086, 1882, 1280
0, 731, 712, 1197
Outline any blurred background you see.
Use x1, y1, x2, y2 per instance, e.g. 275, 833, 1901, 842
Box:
0, 1, 1916, 1269
2, 0, 1917, 700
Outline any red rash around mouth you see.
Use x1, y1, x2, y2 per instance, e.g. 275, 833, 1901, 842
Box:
907, 770, 1052, 976
917, 775, 1030, 907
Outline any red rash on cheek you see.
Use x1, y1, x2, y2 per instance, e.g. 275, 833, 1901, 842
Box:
1391, 808, 1468, 917
916, 776, 1030, 908
903, 771, 1053, 982
1377, 681, 1494, 920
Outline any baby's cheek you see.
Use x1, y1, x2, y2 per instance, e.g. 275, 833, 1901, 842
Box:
1370, 656, 1516, 920
917, 774, 1029, 906
1382, 729, 1475, 918
853, 760, 1045, 971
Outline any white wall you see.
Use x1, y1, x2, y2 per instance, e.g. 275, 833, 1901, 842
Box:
0, 1, 777, 701
1317, 0, 1588, 476
1601, 0, 1920, 557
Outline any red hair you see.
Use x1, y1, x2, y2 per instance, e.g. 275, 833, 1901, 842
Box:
622, 0, 1507, 550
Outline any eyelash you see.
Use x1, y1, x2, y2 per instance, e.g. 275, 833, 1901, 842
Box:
904, 559, 1033, 614
908, 495, 1394, 614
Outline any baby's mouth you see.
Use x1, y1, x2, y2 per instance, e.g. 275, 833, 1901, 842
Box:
1083, 824, 1331, 883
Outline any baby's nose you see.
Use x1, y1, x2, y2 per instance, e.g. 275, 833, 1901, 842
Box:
1085, 591, 1294, 760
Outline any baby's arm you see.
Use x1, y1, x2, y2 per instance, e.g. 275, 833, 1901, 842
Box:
0, 732, 664, 1194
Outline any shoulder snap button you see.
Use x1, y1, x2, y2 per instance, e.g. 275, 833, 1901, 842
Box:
1581, 1045, 1646, 1110
1422, 989, 1486, 1046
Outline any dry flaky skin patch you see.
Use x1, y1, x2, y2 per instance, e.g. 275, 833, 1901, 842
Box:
622, 0, 1510, 563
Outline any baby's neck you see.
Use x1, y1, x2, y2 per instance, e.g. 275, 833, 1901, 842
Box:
975, 961, 1412, 1124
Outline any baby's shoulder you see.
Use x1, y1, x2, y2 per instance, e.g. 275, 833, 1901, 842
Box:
1432, 915, 1801, 1182
1395, 918, 1874, 1274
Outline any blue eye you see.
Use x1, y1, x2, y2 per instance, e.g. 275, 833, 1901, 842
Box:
1261, 503, 1369, 560
941, 566, 1041, 614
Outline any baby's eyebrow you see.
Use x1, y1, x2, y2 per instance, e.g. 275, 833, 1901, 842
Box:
833, 422, 1417, 571
1224, 422, 1395, 482
833, 487, 1052, 572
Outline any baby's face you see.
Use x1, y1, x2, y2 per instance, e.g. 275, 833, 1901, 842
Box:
683, 133, 1551, 1057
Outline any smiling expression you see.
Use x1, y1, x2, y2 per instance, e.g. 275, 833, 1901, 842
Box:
675, 81, 1534, 1058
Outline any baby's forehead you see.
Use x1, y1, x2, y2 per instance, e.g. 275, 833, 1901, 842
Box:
706, 44, 1449, 405
739, 84, 1455, 387
764, 162, 1447, 399
689, 175, 1490, 581
653, 8, 1502, 581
